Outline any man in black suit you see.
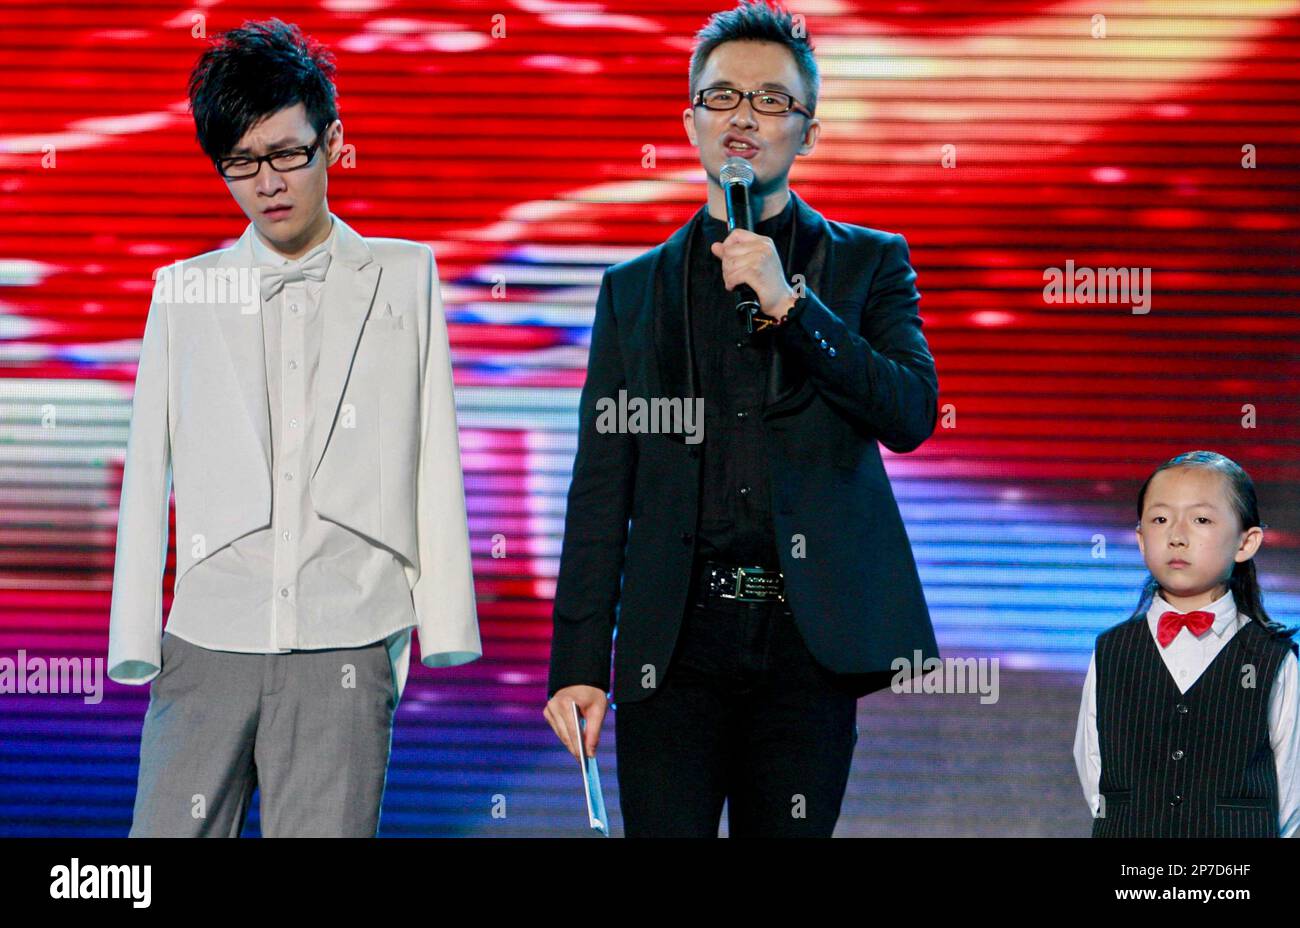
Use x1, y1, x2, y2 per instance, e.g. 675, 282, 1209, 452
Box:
543, 0, 940, 837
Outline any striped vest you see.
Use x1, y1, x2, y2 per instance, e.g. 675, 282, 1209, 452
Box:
1093, 615, 1293, 838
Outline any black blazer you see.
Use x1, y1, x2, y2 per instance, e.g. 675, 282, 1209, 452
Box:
548, 190, 940, 705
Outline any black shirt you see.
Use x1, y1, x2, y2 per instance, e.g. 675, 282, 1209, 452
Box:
689, 194, 795, 570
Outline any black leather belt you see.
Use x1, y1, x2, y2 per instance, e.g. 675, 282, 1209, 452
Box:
696, 561, 785, 602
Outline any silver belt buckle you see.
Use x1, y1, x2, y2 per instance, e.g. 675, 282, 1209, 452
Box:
731, 566, 784, 602
712, 566, 749, 601
710, 566, 740, 600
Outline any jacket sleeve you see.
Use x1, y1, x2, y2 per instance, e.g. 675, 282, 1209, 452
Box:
547, 269, 635, 697
411, 244, 482, 668
106, 285, 173, 684
774, 232, 938, 453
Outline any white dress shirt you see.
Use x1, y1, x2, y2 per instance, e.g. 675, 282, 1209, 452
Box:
163, 219, 416, 702
1073, 588, 1300, 836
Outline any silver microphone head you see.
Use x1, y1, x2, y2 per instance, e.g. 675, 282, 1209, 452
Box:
720, 155, 754, 187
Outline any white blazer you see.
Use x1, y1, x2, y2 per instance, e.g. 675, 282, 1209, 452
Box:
106, 216, 480, 694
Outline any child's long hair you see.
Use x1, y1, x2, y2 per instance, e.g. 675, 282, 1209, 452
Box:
1129, 450, 1295, 643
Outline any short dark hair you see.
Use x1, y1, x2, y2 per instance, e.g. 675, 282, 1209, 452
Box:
689, 1, 820, 115
188, 18, 338, 162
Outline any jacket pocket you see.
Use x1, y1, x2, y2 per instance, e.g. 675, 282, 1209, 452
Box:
363, 314, 405, 332
1213, 795, 1276, 837
1215, 795, 1271, 809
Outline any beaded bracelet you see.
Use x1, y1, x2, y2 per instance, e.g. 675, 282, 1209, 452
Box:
752, 305, 793, 332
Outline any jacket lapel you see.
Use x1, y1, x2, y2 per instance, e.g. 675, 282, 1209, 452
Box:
309, 217, 380, 479
764, 190, 829, 416
652, 210, 700, 409
214, 229, 271, 481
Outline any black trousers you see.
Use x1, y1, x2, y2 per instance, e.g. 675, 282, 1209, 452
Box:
615, 587, 860, 837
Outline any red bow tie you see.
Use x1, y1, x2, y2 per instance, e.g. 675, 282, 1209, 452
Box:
1157, 610, 1215, 647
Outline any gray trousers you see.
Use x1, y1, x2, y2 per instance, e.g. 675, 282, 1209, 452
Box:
129, 632, 396, 837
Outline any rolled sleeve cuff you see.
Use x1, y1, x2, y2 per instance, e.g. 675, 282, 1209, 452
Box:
107, 657, 160, 686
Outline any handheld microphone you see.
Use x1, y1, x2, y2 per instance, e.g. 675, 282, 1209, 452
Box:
719, 156, 762, 332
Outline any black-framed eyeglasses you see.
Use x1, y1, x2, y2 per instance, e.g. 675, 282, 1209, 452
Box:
693, 86, 812, 117
215, 130, 326, 180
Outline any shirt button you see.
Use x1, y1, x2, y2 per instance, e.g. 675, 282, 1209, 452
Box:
288, 360, 298, 370
289, 418, 298, 428
739, 486, 751, 496
279, 587, 290, 598
1171, 749, 1184, 760
283, 471, 293, 481
282, 531, 291, 541
1175, 703, 1188, 714
290, 303, 299, 313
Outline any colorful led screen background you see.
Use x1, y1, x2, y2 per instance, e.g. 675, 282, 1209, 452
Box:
1, 0, 1298, 836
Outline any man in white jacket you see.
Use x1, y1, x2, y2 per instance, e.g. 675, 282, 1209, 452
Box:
108, 19, 479, 836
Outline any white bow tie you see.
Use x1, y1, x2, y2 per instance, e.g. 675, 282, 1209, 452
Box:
259, 249, 331, 299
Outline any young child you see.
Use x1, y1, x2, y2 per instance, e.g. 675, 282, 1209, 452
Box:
1074, 450, 1299, 837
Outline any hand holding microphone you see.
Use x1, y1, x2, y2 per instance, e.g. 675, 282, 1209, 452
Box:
713, 156, 797, 331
